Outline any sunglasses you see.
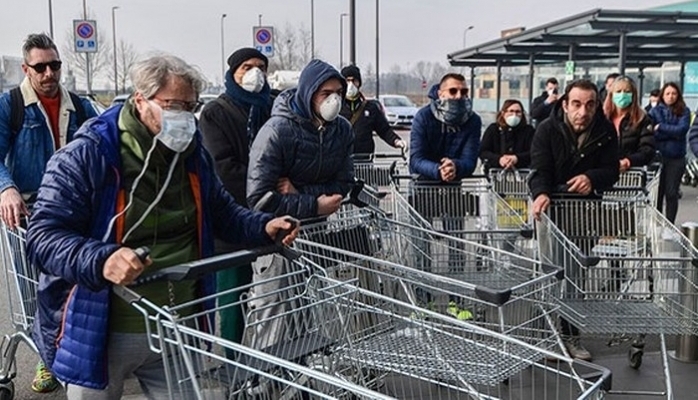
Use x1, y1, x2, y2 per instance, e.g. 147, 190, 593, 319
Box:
446, 87, 469, 97
27, 60, 62, 73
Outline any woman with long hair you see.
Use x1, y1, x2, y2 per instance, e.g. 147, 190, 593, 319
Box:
479, 99, 535, 173
603, 76, 655, 172
649, 82, 691, 224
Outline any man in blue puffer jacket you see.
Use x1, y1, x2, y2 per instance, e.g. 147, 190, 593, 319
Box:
26, 54, 298, 397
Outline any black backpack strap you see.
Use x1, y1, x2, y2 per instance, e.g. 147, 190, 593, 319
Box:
68, 92, 87, 127
9, 87, 24, 142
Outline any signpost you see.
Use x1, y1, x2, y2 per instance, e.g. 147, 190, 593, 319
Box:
73, 19, 98, 53
565, 60, 576, 82
253, 26, 275, 57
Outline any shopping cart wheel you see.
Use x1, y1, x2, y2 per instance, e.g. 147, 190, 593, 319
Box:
0, 380, 14, 400
628, 347, 643, 369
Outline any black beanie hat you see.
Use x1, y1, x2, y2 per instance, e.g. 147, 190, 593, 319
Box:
227, 48, 268, 73
341, 65, 362, 84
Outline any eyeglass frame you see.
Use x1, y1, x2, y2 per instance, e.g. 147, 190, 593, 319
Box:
26, 60, 62, 73
151, 97, 203, 113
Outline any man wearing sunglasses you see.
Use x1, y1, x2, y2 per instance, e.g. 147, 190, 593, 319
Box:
0, 33, 97, 393
410, 73, 481, 182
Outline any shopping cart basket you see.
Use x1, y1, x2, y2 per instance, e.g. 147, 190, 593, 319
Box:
353, 151, 408, 189
296, 205, 563, 353
488, 168, 533, 224
304, 272, 612, 399
604, 165, 661, 206
0, 225, 41, 399
537, 194, 698, 398
114, 243, 394, 400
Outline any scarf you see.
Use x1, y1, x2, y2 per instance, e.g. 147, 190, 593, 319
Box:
224, 70, 271, 148
430, 97, 473, 126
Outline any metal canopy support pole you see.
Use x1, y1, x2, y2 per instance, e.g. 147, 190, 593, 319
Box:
349, 0, 356, 66
680, 61, 687, 93
618, 31, 627, 76
470, 66, 476, 108
638, 67, 645, 99
496, 60, 502, 112
528, 53, 535, 113
673, 222, 698, 363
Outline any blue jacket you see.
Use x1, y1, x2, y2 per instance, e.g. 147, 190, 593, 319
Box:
27, 105, 273, 389
0, 78, 97, 193
246, 60, 354, 218
409, 84, 481, 180
649, 102, 690, 159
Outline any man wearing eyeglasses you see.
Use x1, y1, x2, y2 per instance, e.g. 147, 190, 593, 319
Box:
0, 34, 97, 232
0, 33, 97, 393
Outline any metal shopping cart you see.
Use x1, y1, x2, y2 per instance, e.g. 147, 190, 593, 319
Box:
537, 194, 698, 398
116, 244, 611, 400
0, 225, 41, 399
488, 168, 533, 225
353, 151, 408, 189
604, 165, 661, 206
296, 204, 563, 354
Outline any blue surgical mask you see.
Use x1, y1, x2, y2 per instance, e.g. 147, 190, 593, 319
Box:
612, 92, 633, 109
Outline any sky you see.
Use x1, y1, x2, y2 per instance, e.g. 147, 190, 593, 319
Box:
0, 0, 685, 89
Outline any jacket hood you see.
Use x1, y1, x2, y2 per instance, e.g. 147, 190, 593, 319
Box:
293, 59, 347, 120
428, 84, 440, 101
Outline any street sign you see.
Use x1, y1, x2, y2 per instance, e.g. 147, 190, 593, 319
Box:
565, 60, 575, 81
73, 20, 98, 53
253, 26, 275, 57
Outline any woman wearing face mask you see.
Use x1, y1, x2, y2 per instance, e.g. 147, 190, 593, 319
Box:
25, 55, 298, 398
603, 76, 655, 173
479, 99, 535, 174
649, 82, 691, 224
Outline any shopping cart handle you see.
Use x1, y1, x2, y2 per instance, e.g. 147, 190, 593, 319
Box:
129, 244, 298, 287
474, 286, 512, 306
519, 226, 534, 239
580, 255, 600, 267
573, 360, 613, 392
541, 263, 565, 280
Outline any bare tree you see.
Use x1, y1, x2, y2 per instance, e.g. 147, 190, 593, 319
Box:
61, 11, 111, 93
112, 39, 139, 93
268, 22, 314, 71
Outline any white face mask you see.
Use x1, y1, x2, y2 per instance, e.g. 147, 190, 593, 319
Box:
154, 104, 197, 153
240, 67, 266, 93
505, 115, 521, 127
345, 83, 359, 99
318, 93, 342, 122
650, 101, 658, 108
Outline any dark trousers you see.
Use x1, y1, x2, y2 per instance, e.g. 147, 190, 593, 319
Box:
657, 157, 685, 224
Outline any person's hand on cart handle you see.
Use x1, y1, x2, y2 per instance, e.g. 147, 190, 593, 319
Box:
532, 194, 550, 221
619, 158, 631, 172
566, 174, 592, 196
265, 216, 300, 246
103, 247, 153, 285
0, 188, 29, 229
317, 194, 343, 216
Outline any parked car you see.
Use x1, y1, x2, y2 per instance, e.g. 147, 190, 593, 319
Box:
377, 94, 419, 129
110, 93, 130, 107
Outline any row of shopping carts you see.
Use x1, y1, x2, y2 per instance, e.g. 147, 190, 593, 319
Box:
0, 149, 689, 399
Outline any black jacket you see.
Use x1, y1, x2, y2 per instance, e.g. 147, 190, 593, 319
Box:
529, 102, 619, 199
479, 122, 534, 172
340, 96, 399, 156
530, 92, 556, 123
616, 114, 656, 167
199, 94, 255, 206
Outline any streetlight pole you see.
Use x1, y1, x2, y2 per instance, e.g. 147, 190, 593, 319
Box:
375, 0, 380, 97
349, 0, 356, 66
111, 6, 119, 95
462, 25, 474, 48
220, 14, 227, 81
339, 13, 348, 68
83, 0, 91, 94
310, 0, 315, 59
48, 0, 54, 39
258, 14, 262, 27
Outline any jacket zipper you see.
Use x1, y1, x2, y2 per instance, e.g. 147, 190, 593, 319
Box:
315, 126, 325, 181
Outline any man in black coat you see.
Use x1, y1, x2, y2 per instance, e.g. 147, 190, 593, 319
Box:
529, 79, 619, 361
530, 77, 559, 125
339, 65, 406, 161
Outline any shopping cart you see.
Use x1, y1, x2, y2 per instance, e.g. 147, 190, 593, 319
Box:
537, 194, 698, 398
488, 168, 533, 224
353, 151, 408, 189
296, 205, 563, 353
604, 165, 661, 206
304, 272, 612, 399
0, 225, 41, 399
118, 244, 611, 400
114, 243, 395, 400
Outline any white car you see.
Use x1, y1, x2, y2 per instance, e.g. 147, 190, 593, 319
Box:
378, 94, 419, 129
